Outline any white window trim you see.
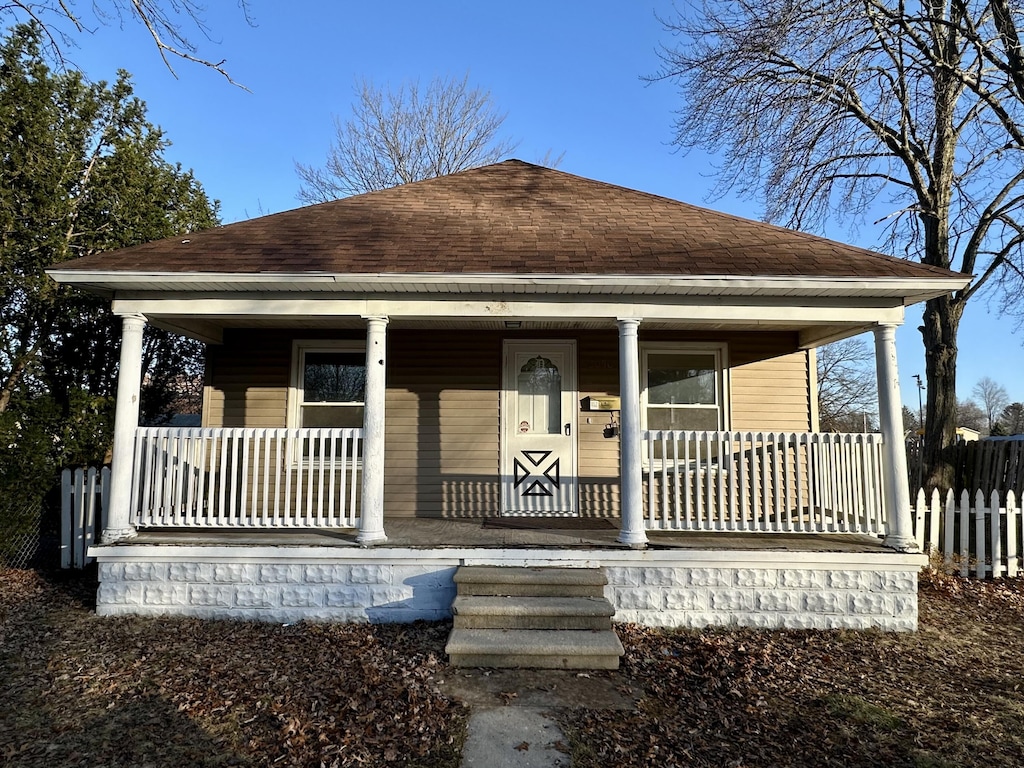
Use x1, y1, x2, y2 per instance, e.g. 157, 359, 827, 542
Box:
287, 339, 366, 429
639, 341, 731, 433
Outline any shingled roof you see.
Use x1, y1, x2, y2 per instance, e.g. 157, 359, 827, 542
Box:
54, 160, 961, 281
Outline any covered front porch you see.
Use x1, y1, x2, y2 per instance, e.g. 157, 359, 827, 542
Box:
86, 308, 927, 630
98, 299, 918, 551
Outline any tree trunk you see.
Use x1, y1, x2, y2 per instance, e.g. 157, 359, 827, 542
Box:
0, 353, 32, 414
920, 293, 963, 491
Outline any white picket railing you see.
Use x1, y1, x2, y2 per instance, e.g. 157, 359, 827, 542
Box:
643, 430, 887, 534
61, 466, 110, 568
913, 488, 1022, 579
131, 427, 362, 528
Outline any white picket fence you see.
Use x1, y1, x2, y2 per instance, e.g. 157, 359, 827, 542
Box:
913, 488, 1023, 579
60, 466, 109, 568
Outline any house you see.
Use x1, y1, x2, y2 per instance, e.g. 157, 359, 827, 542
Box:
49, 160, 968, 635
956, 427, 981, 442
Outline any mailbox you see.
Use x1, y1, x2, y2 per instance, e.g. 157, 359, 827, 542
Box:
580, 396, 621, 412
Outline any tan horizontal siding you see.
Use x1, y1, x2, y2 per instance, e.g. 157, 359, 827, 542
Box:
385, 331, 499, 517
576, 333, 621, 515
204, 329, 293, 428
730, 338, 811, 431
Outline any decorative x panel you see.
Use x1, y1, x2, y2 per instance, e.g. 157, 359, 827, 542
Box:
513, 450, 561, 498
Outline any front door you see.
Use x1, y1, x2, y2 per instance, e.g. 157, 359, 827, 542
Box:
501, 340, 578, 516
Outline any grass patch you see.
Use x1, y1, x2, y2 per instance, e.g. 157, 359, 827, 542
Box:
822, 693, 903, 731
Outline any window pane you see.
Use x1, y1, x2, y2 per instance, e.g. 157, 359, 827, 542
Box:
303, 352, 365, 403
648, 353, 716, 405
300, 404, 364, 429
517, 355, 561, 434
647, 406, 720, 431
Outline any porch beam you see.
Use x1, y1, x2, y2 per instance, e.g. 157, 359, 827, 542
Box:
357, 316, 389, 545
873, 323, 917, 552
112, 296, 907, 327
617, 318, 647, 548
104, 313, 146, 543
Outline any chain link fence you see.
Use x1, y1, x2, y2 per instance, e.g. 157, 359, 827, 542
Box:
1, 495, 59, 570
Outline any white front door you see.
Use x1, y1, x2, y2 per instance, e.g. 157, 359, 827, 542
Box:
501, 340, 578, 516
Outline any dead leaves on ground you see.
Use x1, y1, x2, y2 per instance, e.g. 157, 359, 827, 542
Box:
3, 567, 1024, 768
560, 576, 1024, 768
0, 569, 466, 768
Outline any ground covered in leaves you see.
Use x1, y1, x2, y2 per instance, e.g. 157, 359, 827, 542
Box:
0, 568, 466, 767
2, 567, 1023, 767
561, 569, 1024, 767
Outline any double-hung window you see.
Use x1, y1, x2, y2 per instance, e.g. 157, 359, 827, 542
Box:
641, 343, 728, 433
291, 342, 366, 430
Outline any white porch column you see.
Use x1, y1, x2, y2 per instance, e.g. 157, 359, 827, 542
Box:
103, 313, 146, 543
358, 316, 389, 545
617, 318, 647, 548
873, 323, 917, 552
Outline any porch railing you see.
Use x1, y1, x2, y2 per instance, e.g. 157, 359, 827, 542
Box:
131, 427, 362, 528
644, 430, 887, 535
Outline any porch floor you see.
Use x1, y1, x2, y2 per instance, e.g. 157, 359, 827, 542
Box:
124, 517, 891, 553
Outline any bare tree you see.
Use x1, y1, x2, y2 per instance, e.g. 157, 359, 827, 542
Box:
973, 376, 1010, 433
816, 338, 878, 432
4, 1, 253, 85
296, 74, 520, 202
957, 399, 987, 433
656, 0, 1024, 489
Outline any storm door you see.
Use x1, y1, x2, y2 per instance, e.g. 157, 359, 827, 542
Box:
501, 340, 578, 516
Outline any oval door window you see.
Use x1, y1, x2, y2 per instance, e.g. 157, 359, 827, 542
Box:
517, 356, 561, 434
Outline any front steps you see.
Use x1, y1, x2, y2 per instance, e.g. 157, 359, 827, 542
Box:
445, 566, 624, 669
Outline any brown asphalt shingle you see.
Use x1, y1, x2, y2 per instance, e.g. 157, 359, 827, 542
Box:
54, 160, 962, 280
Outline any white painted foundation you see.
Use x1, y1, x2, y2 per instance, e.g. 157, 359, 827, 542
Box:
91, 545, 924, 631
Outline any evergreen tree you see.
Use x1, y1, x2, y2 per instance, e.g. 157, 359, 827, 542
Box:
0, 23, 218, 498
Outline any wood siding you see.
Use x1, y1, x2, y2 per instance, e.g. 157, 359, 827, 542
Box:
204, 329, 810, 518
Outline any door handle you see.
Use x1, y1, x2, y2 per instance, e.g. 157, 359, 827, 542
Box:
564, 422, 571, 436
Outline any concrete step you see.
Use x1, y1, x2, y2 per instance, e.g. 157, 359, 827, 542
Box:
454, 566, 607, 598
445, 628, 624, 670
452, 595, 614, 630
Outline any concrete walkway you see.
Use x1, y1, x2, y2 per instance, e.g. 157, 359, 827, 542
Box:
436, 667, 640, 768
460, 707, 569, 768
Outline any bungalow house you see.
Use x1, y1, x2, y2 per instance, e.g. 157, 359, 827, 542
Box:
49, 160, 967, 648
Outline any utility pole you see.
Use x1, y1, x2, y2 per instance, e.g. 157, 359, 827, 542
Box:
913, 374, 924, 491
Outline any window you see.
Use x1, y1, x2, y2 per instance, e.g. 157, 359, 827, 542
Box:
291, 342, 366, 430
516, 355, 562, 434
641, 343, 728, 433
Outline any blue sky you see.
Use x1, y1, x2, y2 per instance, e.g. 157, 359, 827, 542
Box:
42, 1, 1024, 408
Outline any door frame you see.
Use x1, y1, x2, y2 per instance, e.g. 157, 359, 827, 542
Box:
500, 339, 579, 516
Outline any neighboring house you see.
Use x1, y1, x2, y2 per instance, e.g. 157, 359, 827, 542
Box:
956, 427, 981, 442
49, 160, 968, 631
